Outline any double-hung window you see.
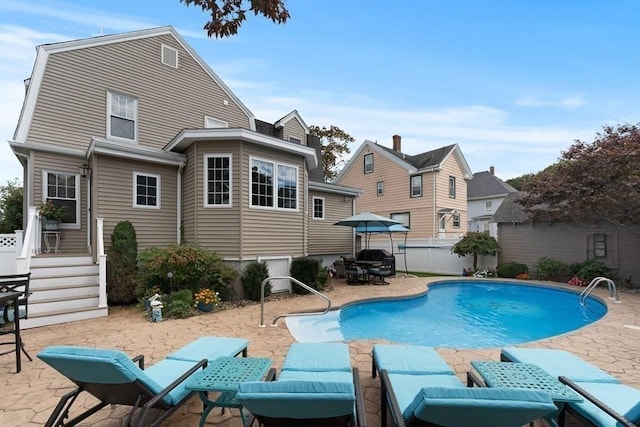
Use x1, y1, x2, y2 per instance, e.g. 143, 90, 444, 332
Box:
312, 197, 324, 219
107, 91, 137, 141
205, 154, 232, 207
485, 201, 492, 213
250, 158, 298, 211
410, 175, 422, 197
377, 181, 384, 196
44, 171, 79, 227
134, 172, 160, 208
452, 212, 460, 228
364, 153, 373, 174
449, 176, 456, 198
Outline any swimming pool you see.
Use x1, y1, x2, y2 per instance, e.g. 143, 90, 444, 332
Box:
285, 280, 607, 349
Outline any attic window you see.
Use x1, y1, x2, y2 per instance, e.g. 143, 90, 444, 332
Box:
161, 44, 178, 68
204, 116, 228, 128
289, 137, 301, 144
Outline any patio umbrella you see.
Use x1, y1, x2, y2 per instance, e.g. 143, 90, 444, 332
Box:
334, 212, 403, 250
354, 223, 409, 255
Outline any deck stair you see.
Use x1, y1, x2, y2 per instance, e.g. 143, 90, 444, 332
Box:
22, 255, 108, 329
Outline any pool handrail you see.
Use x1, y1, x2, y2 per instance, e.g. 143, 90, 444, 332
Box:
580, 277, 620, 305
259, 276, 332, 327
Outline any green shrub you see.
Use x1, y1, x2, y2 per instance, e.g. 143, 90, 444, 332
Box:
136, 243, 236, 300
496, 262, 529, 278
569, 259, 615, 283
534, 257, 570, 282
290, 257, 326, 294
241, 261, 270, 301
165, 289, 194, 319
107, 220, 138, 305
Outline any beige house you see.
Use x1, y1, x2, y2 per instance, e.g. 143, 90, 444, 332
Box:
335, 135, 472, 238
7, 26, 358, 327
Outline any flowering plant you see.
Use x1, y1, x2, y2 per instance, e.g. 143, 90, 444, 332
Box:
515, 272, 529, 280
473, 269, 496, 278
194, 288, 221, 305
39, 200, 66, 220
568, 276, 585, 287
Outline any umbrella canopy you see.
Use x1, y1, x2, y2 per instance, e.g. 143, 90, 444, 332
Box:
334, 212, 402, 229
354, 224, 409, 234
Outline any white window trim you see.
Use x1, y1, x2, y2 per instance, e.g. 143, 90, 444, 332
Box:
364, 153, 373, 174
107, 91, 138, 142
249, 156, 299, 212
377, 181, 384, 196
42, 170, 80, 230
204, 116, 229, 128
452, 212, 461, 228
161, 44, 178, 68
204, 153, 233, 208
411, 175, 422, 197
133, 171, 161, 209
312, 197, 325, 220
449, 176, 456, 199
485, 200, 493, 213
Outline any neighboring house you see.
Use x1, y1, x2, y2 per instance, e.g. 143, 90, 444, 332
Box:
334, 135, 473, 238
7, 27, 358, 327
493, 192, 640, 286
467, 166, 517, 239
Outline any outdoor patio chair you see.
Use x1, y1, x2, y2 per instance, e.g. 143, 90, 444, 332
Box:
37, 345, 208, 427
0, 273, 32, 362
501, 347, 640, 427
373, 344, 557, 427
237, 342, 366, 426
344, 259, 367, 285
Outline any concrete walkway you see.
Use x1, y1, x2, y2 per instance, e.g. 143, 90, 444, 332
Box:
1, 276, 639, 426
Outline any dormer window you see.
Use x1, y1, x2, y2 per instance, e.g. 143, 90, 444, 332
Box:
107, 91, 137, 141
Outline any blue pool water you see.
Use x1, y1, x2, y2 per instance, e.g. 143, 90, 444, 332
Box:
285, 281, 607, 349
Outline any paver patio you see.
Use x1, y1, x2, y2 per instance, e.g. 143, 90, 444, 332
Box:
1, 276, 639, 426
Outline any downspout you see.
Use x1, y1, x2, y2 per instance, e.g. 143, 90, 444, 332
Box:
432, 172, 437, 238
177, 161, 184, 244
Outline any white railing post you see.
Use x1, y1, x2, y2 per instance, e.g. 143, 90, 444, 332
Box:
96, 218, 107, 308
16, 207, 38, 274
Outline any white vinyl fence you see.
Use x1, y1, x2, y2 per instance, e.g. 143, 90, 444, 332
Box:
0, 232, 22, 275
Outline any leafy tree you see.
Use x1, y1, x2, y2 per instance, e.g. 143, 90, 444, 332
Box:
309, 125, 354, 181
506, 173, 535, 191
451, 232, 501, 271
520, 124, 640, 227
180, 0, 289, 38
0, 179, 23, 233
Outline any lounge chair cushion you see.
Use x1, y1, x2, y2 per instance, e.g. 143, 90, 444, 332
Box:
410, 387, 557, 427
568, 382, 640, 426
278, 369, 354, 383
237, 380, 355, 418
373, 344, 455, 375
282, 343, 351, 372
166, 336, 248, 362
37, 346, 196, 406
501, 348, 619, 383
385, 373, 465, 419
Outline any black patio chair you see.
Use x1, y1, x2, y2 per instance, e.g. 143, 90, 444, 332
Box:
0, 273, 32, 362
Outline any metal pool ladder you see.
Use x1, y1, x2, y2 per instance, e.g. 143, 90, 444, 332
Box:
259, 276, 332, 327
580, 277, 620, 306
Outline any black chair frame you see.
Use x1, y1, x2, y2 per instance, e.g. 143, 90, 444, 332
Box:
0, 273, 32, 362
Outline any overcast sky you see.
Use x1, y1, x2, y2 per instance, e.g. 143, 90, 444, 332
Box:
1, 0, 639, 185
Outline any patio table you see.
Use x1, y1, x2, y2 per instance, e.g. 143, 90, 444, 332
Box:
186, 356, 272, 426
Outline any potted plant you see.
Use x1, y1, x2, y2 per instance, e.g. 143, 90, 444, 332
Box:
39, 200, 66, 230
194, 288, 221, 312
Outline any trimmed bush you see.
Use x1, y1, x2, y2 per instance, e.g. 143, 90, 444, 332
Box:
534, 257, 570, 282
241, 261, 270, 301
496, 262, 529, 278
290, 257, 327, 294
107, 220, 138, 305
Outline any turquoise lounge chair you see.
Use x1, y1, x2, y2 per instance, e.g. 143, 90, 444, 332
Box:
37, 336, 250, 426
236, 342, 366, 426
501, 347, 640, 427
373, 344, 557, 427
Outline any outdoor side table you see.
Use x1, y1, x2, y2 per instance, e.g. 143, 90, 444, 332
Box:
186, 356, 272, 426
43, 231, 61, 253
471, 360, 583, 425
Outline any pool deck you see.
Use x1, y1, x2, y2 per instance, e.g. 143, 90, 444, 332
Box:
2, 276, 639, 426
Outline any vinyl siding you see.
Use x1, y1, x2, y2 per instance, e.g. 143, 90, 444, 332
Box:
434, 155, 468, 234
191, 141, 242, 258
308, 191, 353, 255
336, 146, 439, 237
28, 34, 251, 150
239, 144, 306, 258
33, 151, 88, 253
282, 118, 306, 144
95, 155, 178, 250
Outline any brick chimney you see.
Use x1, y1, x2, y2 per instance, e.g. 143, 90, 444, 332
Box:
489, 166, 495, 175
392, 134, 401, 152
